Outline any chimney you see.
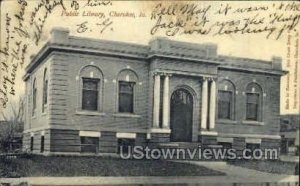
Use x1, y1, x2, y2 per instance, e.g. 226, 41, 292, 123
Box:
271, 56, 282, 70
50, 27, 70, 44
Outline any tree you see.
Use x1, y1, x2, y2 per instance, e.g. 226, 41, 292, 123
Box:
0, 96, 24, 152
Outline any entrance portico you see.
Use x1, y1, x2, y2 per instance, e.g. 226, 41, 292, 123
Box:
150, 72, 218, 143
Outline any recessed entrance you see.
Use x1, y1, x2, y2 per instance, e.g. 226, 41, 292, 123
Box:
170, 88, 193, 142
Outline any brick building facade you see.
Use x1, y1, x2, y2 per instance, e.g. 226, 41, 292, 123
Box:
22, 28, 286, 155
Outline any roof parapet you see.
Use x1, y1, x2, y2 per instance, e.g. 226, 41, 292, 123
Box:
271, 56, 282, 70
50, 27, 70, 44
149, 37, 217, 58
203, 43, 217, 57
149, 37, 170, 52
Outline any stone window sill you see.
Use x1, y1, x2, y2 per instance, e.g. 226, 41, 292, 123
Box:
217, 119, 238, 124
242, 120, 264, 126
112, 113, 141, 118
76, 111, 106, 116
150, 128, 171, 133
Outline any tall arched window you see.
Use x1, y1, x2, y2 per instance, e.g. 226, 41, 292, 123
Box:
245, 83, 263, 121
79, 66, 103, 111
218, 80, 235, 120
32, 78, 37, 116
117, 70, 138, 113
42, 69, 48, 112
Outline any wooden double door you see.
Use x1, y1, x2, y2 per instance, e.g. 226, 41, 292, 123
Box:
170, 88, 193, 142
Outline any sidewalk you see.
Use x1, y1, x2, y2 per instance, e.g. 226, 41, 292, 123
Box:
188, 161, 298, 180
280, 155, 300, 162
1, 162, 299, 185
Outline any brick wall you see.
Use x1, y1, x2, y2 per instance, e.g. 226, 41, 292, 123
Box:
22, 129, 50, 153
48, 52, 149, 132
24, 56, 52, 131
216, 69, 281, 136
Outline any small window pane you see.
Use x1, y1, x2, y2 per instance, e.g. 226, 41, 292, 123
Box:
247, 93, 259, 103
118, 138, 135, 154
82, 78, 99, 111
119, 81, 134, 113
82, 90, 98, 110
42, 80, 48, 112
246, 103, 258, 120
40, 136, 44, 153
32, 81, 37, 116
80, 137, 99, 153
33, 89, 37, 109
218, 91, 232, 119
83, 81, 98, 90
246, 143, 260, 157
246, 93, 259, 121
30, 137, 34, 152
43, 80, 48, 105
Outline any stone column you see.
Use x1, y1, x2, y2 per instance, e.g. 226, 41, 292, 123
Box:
209, 79, 216, 130
163, 74, 170, 128
153, 73, 160, 128
201, 78, 208, 130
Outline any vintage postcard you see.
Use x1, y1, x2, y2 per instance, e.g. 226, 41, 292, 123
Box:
0, 0, 299, 185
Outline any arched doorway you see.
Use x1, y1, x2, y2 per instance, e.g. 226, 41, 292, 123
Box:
170, 88, 193, 142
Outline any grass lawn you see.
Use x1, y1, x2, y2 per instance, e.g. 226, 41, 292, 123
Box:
0, 155, 225, 177
229, 160, 299, 175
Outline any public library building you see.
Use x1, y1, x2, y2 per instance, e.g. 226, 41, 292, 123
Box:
23, 28, 286, 155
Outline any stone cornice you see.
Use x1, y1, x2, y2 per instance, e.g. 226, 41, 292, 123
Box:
24, 29, 287, 79
24, 43, 148, 77
24, 43, 287, 80
68, 36, 149, 57
148, 53, 221, 65
153, 69, 217, 78
219, 65, 288, 76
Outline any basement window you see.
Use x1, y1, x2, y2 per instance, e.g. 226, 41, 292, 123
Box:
30, 136, 34, 152
118, 138, 135, 154
80, 136, 99, 153
40, 136, 44, 153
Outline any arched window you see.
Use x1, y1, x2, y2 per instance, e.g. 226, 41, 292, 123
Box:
117, 70, 138, 113
42, 69, 48, 112
245, 83, 263, 121
79, 66, 103, 111
32, 78, 37, 116
218, 80, 235, 120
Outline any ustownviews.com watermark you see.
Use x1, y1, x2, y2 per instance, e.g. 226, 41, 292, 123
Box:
119, 146, 279, 160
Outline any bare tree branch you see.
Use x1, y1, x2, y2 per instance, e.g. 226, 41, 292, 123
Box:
0, 95, 25, 152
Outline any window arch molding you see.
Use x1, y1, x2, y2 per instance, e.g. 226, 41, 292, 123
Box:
245, 82, 263, 122
217, 79, 236, 120
79, 65, 104, 79
116, 69, 139, 113
78, 65, 104, 112
172, 84, 198, 101
245, 82, 263, 94
117, 69, 138, 82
